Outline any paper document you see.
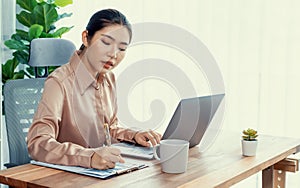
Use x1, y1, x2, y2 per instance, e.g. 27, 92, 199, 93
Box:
31, 160, 148, 179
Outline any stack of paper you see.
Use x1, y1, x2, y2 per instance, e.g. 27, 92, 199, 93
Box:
31, 160, 148, 179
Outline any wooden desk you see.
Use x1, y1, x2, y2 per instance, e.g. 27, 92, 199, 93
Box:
0, 133, 299, 188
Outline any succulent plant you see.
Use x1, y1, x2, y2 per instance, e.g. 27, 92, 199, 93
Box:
242, 128, 258, 141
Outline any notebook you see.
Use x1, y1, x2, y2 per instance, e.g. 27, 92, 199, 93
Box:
113, 94, 225, 159
31, 160, 148, 179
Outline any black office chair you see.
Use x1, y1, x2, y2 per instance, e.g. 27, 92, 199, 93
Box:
3, 38, 76, 168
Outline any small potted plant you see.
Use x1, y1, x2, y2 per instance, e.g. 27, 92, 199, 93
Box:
241, 128, 258, 156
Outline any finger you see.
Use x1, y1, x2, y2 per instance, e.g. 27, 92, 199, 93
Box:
95, 164, 108, 170
98, 164, 109, 170
106, 161, 116, 169
143, 131, 157, 147
109, 154, 125, 163
95, 158, 110, 170
148, 137, 157, 147
118, 155, 125, 163
107, 147, 122, 155
136, 136, 151, 147
149, 130, 161, 145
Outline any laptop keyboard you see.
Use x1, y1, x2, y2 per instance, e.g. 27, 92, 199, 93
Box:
112, 142, 154, 159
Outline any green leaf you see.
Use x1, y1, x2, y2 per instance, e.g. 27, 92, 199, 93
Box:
44, 0, 55, 4
54, 0, 73, 7
49, 25, 56, 32
48, 66, 59, 74
29, 24, 44, 40
2, 61, 10, 79
13, 50, 29, 64
57, 12, 72, 20
16, 11, 35, 28
2, 58, 19, 80
27, 67, 46, 77
33, 4, 58, 32
17, 0, 37, 12
38, 67, 46, 77
11, 34, 23, 41
26, 66, 35, 77
51, 26, 73, 38
40, 31, 53, 38
4, 39, 28, 51
12, 70, 25, 80
15, 29, 31, 41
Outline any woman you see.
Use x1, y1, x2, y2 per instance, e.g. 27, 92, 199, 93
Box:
27, 9, 161, 170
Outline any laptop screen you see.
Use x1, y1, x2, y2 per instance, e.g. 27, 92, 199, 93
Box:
162, 94, 225, 147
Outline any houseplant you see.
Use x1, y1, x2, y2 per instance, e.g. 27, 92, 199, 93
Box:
2, 0, 73, 116
2, 0, 73, 84
241, 128, 258, 156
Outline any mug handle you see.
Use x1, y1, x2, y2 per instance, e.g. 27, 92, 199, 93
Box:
153, 144, 160, 160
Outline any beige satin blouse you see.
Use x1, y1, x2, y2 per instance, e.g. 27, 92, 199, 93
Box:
27, 51, 137, 168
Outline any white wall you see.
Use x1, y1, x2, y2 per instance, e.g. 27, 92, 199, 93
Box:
58, 0, 300, 135
57, 1, 300, 187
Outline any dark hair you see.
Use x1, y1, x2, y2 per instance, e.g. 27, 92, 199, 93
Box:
80, 9, 132, 50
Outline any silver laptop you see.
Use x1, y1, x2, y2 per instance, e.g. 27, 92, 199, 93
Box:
113, 93, 225, 159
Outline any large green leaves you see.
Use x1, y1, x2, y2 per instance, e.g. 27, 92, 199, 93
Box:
16, 1, 71, 34
4, 39, 28, 51
14, 29, 31, 41
13, 50, 29, 65
29, 24, 44, 40
2, 0, 73, 84
51, 26, 73, 38
34, 4, 58, 32
54, 0, 73, 7
16, 11, 35, 28
1, 58, 25, 83
2, 59, 19, 80
17, 0, 37, 12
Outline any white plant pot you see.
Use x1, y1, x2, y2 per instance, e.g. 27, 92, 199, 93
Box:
241, 140, 258, 156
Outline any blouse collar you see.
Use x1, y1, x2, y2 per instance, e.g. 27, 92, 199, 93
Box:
70, 51, 99, 95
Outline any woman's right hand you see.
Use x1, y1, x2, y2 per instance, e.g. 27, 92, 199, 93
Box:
91, 147, 125, 170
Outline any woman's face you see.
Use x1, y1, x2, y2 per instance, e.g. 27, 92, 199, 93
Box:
82, 24, 130, 76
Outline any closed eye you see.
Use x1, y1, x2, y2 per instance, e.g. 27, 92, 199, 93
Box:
101, 39, 111, 45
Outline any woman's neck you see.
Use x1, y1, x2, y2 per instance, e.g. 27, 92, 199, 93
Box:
79, 49, 105, 82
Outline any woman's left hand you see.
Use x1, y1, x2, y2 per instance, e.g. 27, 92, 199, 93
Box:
134, 130, 161, 147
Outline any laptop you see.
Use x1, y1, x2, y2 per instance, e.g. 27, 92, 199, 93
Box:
113, 93, 225, 159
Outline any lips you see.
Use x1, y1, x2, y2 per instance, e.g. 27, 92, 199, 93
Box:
106, 61, 113, 66
102, 61, 114, 69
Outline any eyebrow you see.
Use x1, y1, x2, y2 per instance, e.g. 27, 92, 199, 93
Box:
101, 34, 129, 45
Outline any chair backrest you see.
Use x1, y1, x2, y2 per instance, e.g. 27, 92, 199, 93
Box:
3, 78, 46, 167
3, 38, 76, 167
28, 38, 76, 77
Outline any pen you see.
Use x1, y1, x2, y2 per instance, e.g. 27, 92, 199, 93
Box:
116, 166, 139, 175
104, 123, 111, 146
116, 165, 148, 175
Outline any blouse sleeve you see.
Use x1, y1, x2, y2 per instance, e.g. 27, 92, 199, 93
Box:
109, 118, 139, 143
27, 78, 95, 168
